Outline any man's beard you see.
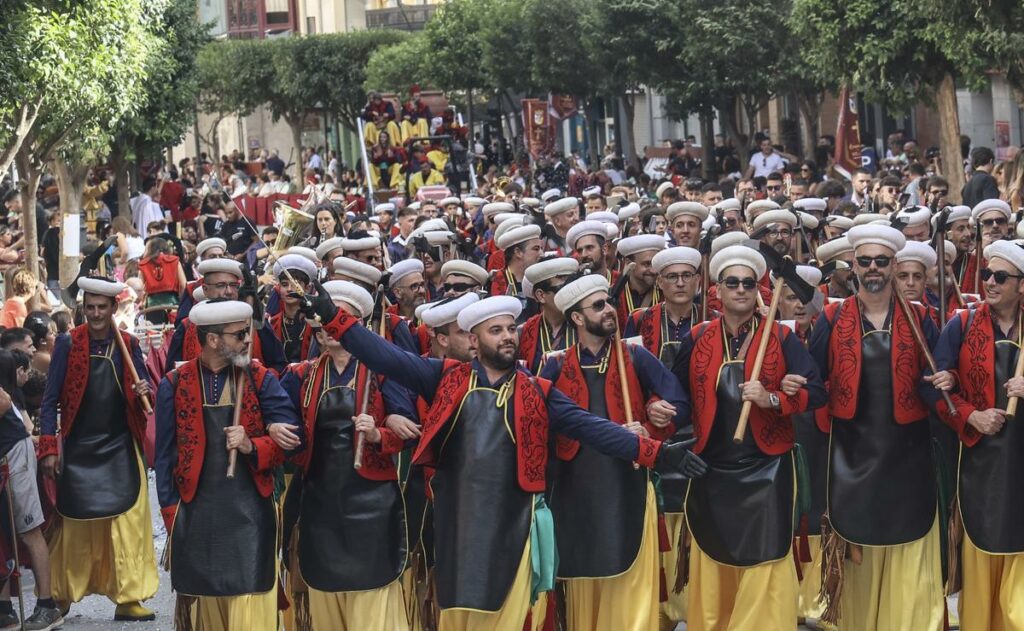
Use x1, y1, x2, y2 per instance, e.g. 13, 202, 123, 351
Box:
222, 346, 250, 367
479, 340, 517, 371
859, 273, 889, 294
772, 241, 789, 256
584, 314, 616, 338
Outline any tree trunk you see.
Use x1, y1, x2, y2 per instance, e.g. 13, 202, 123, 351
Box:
287, 115, 304, 185
14, 148, 42, 280
0, 99, 42, 179
700, 111, 716, 181
936, 73, 966, 204
109, 148, 131, 221
719, 97, 749, 171
54, 157, 89, 287
620, 95, 640, 172
796, 93, 821, 161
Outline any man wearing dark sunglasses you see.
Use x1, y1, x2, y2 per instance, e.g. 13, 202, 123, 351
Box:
518, 257, 579, 373
439, 259, 488, 299
973, 198, 1011, 251
540, 273, 689, 630
928, 239, 1024, 629
713, 198, 746, 234
808, 225, 946, 630
670, 244, 825, 630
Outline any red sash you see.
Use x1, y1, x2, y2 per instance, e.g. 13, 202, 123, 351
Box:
485, 240, 504, 272
413, 361, 552, 493
292, 355, 397, 480
635, 304, 663, 357
824, 296, 929, 423
689, 318, 801, 456
171, 360, 279, 503
517, 314, 542, 371
940, 304, 1004, 446
40, 326, 149, 459
553, 341, 653, 460
270, 312, 314, 361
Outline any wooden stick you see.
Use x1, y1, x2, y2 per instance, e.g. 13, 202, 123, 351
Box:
226, 366, 245, 479
112, 326, 152, 414
892, 281, 957, 415
613, 321, 641, 470
353, 294, 389, 470
1005, 343, 1024, 416
734, 276, 784, 444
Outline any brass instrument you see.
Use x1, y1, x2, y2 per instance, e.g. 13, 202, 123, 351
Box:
272, 191, 323, 252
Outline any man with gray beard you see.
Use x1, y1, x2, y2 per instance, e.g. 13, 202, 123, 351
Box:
808, 225, 946, 630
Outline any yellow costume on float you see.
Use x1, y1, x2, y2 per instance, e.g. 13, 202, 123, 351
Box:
364, 120, 402, 148
408, 168, 445, 199
49, 448, 158, 607
370, 160, 404, 191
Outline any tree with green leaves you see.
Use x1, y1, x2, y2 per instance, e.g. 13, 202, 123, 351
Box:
364, 32, 431, 94
792, 0, 977, 198
195, 40, 271, 162
1, 0, 153, 276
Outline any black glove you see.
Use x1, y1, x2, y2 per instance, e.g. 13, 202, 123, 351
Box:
654, 437, 707, 478
292, 280, 338, 324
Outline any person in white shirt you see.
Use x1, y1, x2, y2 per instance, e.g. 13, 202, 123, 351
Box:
745, 136, 788, 179
306, 148, 323, 171
129, 176, 164, 237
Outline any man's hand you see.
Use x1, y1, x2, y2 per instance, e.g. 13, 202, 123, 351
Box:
40, 455, 60, 479
924, 370, 955, 392
740, 381, 773, 409
779, 374, 806, 397
294, 280, 338, 323
385, 415, 421, 440
1005, 376, 1024, 399
224, 426, 253, 454
354, 414, 382, 444
625, 421, 649, 438
267, 423, 301, 450
654, 438, 707, 478
967, 408, 1007, 435
133, 380, 151, 398
645, 400, 676, 428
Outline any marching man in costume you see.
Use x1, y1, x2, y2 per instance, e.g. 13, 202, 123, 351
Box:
614, 235, 667, 328
40, 277, 158, 622
490, 224, 544, 297
165, 258, 287, 374
930, 239, 1024, 630
567, 220, 619, 285
282, 281, 412, 630
270, 254, 320, 363
155, 299, 302, 631
540, 272, 689, 631
300, 291, 707, 631
671, 245, 825, 631
816, 237, 855, 300
666, 202, 708, 249
808, 225, 946, 631
518, 257, 579, 373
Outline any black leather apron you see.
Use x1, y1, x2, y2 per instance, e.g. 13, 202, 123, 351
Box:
656, 337, 688, 513
401, 457, 432, 567
828, 330, 936, 545
793, 409, 828, 532
299, 385, 407, 591
171, 404, 277, 596
57, 352, 139, 519
431, 388, 531, 611
550, 366, 647, 578
685, 362, 794, 566
958, 341, 1024, 553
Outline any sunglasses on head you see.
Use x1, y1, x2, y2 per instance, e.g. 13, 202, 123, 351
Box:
442, 282, 478, 293
980, 217, 1008, 228
722, 277, 757, 290
980, 268, 1023, 284
855, 255, 892, 268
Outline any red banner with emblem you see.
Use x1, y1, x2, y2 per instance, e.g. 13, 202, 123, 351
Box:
833, 86, 862, 180
549, 94, 578, 120
522, 99, 554, 159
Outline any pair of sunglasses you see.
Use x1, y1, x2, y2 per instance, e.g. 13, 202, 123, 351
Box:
722, 277, 757, 290
981, 268, 1023, 284
980, 217, 1008, 228
442, 282, 478, 293
855, 255, 892, 269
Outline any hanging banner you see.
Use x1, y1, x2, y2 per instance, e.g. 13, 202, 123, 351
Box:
549, 94, 578, 120
522, 99, 553, 159
832, 86, 862, 180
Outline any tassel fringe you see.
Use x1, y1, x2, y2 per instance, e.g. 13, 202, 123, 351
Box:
818, 513, 846, 626
946, 494, 963, 596
292, 591, 312, 631
174, 594, 196, 631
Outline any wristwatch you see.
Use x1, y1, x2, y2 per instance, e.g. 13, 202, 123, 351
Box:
768, 392, 781, 410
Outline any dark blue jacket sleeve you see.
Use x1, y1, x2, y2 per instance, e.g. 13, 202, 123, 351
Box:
178, 290, 195, 321
670, 331, 696, 395
924, 314, 965, 405
279, 369, 302, 411
257, 322, 288, 374
259, 371, 302, 430
164, 325, 186, 374
155, 376, 179, 509
547, 387, 642, 462
391, 319, 420, 355
40, 333, 70, 437
382, 378, 417, 418
129, 336, 152, 389
631, 344, 690, 427
339, 321, 444, 401
781, 329, 828, 410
